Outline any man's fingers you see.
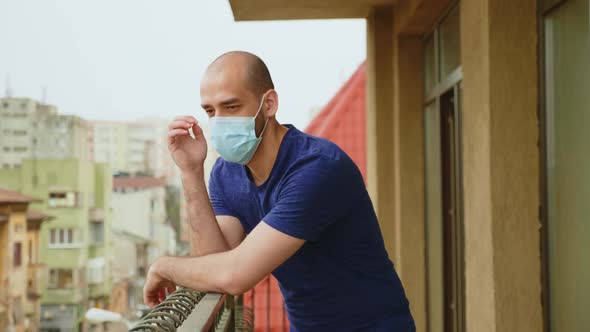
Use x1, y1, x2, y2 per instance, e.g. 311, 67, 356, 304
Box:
172, 115, 198, 124
191, 123, 204, 138
168, 129, 189, 138
143, 289, 158, 308
168, 120, 194, 131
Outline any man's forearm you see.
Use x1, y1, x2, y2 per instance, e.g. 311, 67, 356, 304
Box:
181, 169, 230, 256
156, 251, 244, 295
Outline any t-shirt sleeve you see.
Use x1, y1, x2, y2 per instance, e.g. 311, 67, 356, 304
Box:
263, 157, 361, 242
208, 159, 241, 219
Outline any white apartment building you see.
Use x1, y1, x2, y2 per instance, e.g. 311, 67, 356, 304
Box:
0, 97, 93, 168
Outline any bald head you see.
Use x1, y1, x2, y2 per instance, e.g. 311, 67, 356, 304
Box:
206, 51, 274, 97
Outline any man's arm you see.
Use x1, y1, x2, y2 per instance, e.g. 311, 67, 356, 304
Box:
167, 115, 245, 257
182, 168, 245, 256
143, 221, 303, 306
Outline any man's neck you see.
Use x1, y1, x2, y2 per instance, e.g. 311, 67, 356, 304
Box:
246, 121, 289, 186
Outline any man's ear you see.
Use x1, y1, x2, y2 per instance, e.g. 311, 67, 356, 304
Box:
263, 90, 279, 118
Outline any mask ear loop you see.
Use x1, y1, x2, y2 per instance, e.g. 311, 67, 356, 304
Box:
255, 92, 270, 139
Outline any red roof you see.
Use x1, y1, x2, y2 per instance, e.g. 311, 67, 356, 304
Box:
113, 176, 167, 190
305, 62, 367, 180
0, 187, 41, 204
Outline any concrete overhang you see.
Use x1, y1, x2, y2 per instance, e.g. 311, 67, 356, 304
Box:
229, 0, 396, 21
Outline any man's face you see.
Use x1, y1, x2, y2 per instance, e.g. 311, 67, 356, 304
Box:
200, 64, 268, 135
200, 66, 261, 119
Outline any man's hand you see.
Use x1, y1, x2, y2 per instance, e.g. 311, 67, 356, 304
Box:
143, 258, 177, 308
168, 115, 207, 173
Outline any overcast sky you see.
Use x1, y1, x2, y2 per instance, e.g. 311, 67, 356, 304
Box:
0, 0, 366, 129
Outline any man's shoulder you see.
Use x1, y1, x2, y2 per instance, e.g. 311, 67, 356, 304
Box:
287, 130, 352, 170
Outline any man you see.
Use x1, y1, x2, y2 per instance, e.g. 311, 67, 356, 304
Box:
143, 51, 415, 331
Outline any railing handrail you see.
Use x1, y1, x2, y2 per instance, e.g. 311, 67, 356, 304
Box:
127, 288, 253, 332
177, 293, 227, 332
129, 288, 204, 331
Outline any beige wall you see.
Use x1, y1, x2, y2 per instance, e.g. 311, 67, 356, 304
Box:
367, 6, 427, 331
461, 0, 542, 331
366, 1, 543, 332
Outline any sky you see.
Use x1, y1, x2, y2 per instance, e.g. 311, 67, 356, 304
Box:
0, 0, 366, 129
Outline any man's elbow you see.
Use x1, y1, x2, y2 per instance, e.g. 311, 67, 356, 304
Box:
218, 266, 253, 296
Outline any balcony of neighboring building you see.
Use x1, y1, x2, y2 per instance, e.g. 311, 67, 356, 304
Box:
89, 207, 105, 222
27, 263, 48, 299
43, 268, 86, 304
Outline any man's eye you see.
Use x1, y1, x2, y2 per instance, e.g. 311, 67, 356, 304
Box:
227, 105, 239, 110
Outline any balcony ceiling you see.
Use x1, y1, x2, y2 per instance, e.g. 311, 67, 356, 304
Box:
229, 0, 397, 21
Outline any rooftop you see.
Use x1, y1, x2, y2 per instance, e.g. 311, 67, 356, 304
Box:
113, 176, 167, 190
0, 187, 41, 204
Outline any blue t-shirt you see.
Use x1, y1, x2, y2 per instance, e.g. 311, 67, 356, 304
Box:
209, 125, 415, 332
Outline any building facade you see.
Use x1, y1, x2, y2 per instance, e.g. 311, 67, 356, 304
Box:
92, 118, 179, 184
228, 0, 589, 331
0, 188, 52, 332
109, 176, 175, 320
0, 159, 113, 332
0, 98, 93, 169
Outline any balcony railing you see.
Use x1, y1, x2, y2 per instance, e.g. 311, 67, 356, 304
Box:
128, 288, 253, 332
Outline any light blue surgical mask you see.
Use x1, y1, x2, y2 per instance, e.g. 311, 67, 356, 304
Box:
209, 94, 269, 165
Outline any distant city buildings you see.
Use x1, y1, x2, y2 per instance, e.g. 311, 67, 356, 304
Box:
0, 97, 93, 169
92, 118, 181, 186
0, 187, 53, 331
0, 93, 222, 329
0, 159, 113, 332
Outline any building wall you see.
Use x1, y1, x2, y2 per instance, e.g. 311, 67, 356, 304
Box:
25, 224, 44, 331
0, 204, 29, 332
0, 160, 113, 331
461, 1, 542, 331
365, 1, 543, 331
111, 190, 154, 240
92, 121, 128, 173
0, 98, 92, 169
111, 184, 172, 262
92, 118, 182, 184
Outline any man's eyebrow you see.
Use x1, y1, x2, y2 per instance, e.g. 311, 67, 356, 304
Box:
220, 97, 241, 106
201, 98, 241, 109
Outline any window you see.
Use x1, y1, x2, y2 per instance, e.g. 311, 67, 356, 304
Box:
544, 0, 590, 330
28, 240, 33, 262
423, 4, 462, 100
48, 192, 77, 208
90, 223, 104, 245
13, 130, 27, 136
13, 223, 25, 233
87, 258, 105, 284
48, 269, 74, 288
2, 147, 9, 152
13, 147, 27, 152
48, 228, 80, 248
2, 102, 8, 108
13, 242, 22, 267
439, 5, 461, 77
